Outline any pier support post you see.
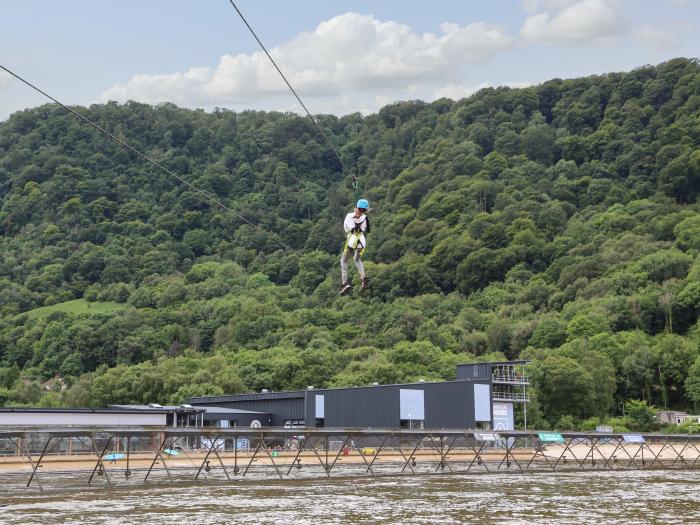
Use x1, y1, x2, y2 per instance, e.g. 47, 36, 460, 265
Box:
499, 437, 523, 471
144, 435, 172, 483
88, 434, 113, 487
390, 435, 415, 474
286, 434, 308, 476
467, 439, 490, 472
363, 436, 388, 475
25, 435, 51, 490
401, 437, 423, 474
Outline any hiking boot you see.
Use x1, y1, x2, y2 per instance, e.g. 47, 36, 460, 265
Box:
360, 275, 368, 291
339, 282, 352, 295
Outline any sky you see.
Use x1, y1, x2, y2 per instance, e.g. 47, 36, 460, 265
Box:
1, 0, 699, 120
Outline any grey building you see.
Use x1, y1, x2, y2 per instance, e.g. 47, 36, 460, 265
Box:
457, 360, 530, 431
109, 404, 272, 429
187, 361, 529, 430
0, 407, 168, 427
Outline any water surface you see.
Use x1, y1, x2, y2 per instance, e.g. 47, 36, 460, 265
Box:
1, 470, 698, 524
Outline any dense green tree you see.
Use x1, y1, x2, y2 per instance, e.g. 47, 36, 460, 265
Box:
531, 356, 596, 420
624, 400, 658, 431
0, 59, 699, 422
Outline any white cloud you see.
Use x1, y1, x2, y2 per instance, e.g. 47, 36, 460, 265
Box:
434, 81, 533, 100
521, 0, 627, 45
635, 24, 680, 55
0, 70, 11, 91
521, 0, 580, 13
99, 12, 514, 112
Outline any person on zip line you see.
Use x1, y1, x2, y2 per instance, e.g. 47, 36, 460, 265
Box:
339, 198, 370, 295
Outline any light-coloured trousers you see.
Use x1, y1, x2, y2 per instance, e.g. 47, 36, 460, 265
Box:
341, 248, 365, 283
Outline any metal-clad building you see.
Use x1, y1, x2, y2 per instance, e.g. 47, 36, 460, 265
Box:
0, 408, 168, 427
457, 361, 530, 431
188, 392, 304, 427
109, 405, 273, 428
304, 380, 492, 429
200, 407, 272, 428
188, 376, 494, 430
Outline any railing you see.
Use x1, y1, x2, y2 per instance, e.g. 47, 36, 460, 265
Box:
491, 371, 529, 384
0, 427, 697, 490
492, 390, 530, 402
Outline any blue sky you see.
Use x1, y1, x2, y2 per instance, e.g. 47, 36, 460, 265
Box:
1, 0, 699, 120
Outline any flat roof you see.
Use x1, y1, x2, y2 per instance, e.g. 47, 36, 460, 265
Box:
198, 406, 269, 415
457, 360, 531, 366
108, 404, 269, 415
110, 404, 204, 412
0, 407, 170, 414
188, 378, 487, 404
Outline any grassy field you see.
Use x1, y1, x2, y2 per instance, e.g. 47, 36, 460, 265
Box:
25, 299, 129, 318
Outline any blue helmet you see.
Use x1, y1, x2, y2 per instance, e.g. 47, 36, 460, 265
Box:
356, 198, 369, 210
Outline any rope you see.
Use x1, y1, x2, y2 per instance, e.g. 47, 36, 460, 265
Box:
226, 0, 359, 192
0, 64, 293, 252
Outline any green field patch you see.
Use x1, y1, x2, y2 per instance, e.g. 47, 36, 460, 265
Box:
25, 299, 129, 319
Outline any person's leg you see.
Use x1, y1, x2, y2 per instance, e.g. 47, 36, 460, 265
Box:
354, 250, 367, 289
340, 250, 352, 294
341, 249, 350, 283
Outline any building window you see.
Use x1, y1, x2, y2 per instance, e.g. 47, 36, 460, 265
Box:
315, 418, 325, 427
400, 419, 424, 429
475, 421, 491, 430
283, 419, 305, 429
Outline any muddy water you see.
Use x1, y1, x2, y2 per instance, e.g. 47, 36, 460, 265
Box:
1, 470, 699, 524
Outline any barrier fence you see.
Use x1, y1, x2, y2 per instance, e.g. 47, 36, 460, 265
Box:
0, 428, 698, 490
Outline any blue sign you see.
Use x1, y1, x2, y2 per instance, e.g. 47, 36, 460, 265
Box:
623, 434, 645, 443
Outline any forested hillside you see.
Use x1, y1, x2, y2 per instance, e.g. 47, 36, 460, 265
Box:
1, 58, 699, 430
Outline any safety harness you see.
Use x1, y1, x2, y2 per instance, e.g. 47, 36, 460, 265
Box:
345, 215, 370, 255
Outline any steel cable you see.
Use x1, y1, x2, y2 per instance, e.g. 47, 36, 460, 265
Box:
226, 0, 359, 191
0, 64, 293, 252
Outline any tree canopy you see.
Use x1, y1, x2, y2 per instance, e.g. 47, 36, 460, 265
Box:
1, 58, 699, 430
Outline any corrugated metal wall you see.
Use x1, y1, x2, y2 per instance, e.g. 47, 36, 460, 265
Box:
317, 387, 401, 427
424, 381, 477, 428
456, 363, 492, 380
203, 412, 273, 427
306, 380, 490, 429
193, 398, 304, 427
0, 412, 167, 426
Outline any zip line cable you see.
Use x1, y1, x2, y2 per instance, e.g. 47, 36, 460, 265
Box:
0, 64, 293, 252
226, 0, 359, 192
3, 4, 366, 294
1, 66, 346, 296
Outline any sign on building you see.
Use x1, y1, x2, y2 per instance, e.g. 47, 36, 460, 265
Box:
315, 394, 325, 419
492, 402, 513, 430
474, 384, 491, 422
399, 389, 425, 420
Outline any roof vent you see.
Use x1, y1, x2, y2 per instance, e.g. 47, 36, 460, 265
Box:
261, 389, 269, 393
372, 382, 379, 386
180, 404, 194, 409
307, 386, 315, 390
148, 403, 163, 409
418, 379, 426, 383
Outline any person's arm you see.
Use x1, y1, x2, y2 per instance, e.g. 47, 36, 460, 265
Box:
343, 213, 354, 233
358, 216, 367, 232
